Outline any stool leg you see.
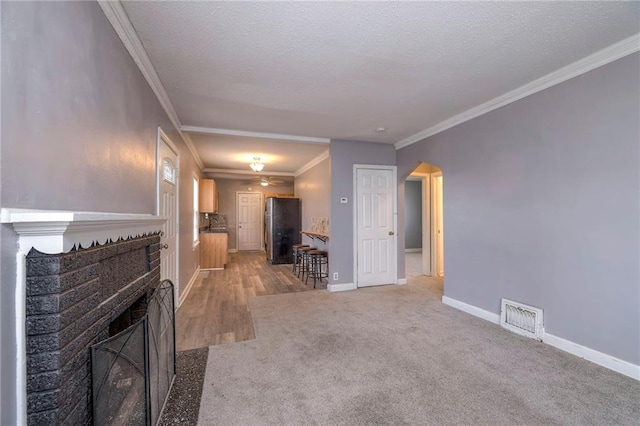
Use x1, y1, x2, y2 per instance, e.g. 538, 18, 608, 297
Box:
299, 253, 306, 279
306, 254, 314, 284
292, 249, 296, 273
313, 256, 318, 288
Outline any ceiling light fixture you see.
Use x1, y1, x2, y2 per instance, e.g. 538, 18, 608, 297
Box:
260, 179, 269, 187
375, 127, 386, 132
249, 157, 264, 172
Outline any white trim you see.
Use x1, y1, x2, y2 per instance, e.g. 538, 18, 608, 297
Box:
97, 2, 179, 132
442, 295, 640, 381
97, 1, 204, 171
294, 149, 330, 177
442, 296, 501, 324
352, 164, 398, 288
327, 282, 357, 292
1, 208, 167, 254
431, 172, 444, 278
181, 125, 330, 144
15, 252, 27, 426
422, 174, 431, 276
192, 174, 200, 248
182, 133, 204, 171
203, 168, 294, 177
543, 333, 640, 381
397, 278, 408, 285
227, 249, 238, 254
178, 267, 201, 308
157, 129, 181, 302
395, 33, 640, 150
405, 248, 422, 253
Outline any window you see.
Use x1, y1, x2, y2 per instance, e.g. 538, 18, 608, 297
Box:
163, 159, 177, 184
193, 177, 199, 246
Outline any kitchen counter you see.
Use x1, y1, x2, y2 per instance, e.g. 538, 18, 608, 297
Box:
200, 228, 229, 233
200, 231, 228, 269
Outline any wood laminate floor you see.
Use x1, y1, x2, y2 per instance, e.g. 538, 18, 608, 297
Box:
176, 251, 326, 351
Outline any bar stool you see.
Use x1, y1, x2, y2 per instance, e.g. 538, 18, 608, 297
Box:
306, 250, 328, 288
297, 246, 316, 280
291, 244, 309, 274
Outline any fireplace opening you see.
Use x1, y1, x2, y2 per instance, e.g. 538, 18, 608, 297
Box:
109, 295, 148, 337
91, 280, 176, 426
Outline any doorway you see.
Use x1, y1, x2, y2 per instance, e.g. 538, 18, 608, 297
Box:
236, 192, 263, 251
354, 165, 397, 287
405, 162, 444, 278
157, 128, 180, 302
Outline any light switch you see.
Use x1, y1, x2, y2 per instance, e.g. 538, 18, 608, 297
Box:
340, 197, 348, 204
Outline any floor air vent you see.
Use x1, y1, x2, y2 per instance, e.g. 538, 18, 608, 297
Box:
500, 298, 544, 340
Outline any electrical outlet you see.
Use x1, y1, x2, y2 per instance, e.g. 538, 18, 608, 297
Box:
333, 272, 339, 281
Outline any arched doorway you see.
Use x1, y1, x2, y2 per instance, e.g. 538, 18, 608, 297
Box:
404, 162, 444, 279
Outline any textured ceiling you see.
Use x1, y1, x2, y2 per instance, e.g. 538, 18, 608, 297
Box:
190, 133, 328, 175
121, 1, 639, 169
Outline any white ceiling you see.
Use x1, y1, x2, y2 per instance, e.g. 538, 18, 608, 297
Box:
190, 132, 328, 176
121, 1, 639, 172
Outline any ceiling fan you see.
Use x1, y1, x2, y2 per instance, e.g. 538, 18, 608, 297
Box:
254, 176, 285, 187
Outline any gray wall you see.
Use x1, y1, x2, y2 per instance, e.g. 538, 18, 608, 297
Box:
404, 180, 422, 249
214, 178, 294, 250
330, 140, 396, 284
396, 54, 640, 365
0, 2, 201, 422
295, 157, 330, 250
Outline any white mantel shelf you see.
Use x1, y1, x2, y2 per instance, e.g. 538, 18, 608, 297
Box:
1, 208, 167, 254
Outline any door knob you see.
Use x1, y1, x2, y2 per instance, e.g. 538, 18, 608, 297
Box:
389, 231, 395, 236
160, 244, 169, 250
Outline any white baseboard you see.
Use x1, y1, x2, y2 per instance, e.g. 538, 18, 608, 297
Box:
405, 248, 422, 253
227, 248, 238, 253
178, 267, 200, 307
543, 333, 640, 380
397, 278, 407, 285
327, 282, 357, 292
442, 295, 640, 381
442, 295, 500, 324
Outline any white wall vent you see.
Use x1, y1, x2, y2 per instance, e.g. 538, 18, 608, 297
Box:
500, 298, 544, 341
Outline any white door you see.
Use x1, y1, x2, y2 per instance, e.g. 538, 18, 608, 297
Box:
157, 130, 179, 300
356, 167, 396, 287
432, 173, 444, 277
237, 192, 262, 251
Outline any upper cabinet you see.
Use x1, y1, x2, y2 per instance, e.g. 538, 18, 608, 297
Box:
199, 178, 219, 213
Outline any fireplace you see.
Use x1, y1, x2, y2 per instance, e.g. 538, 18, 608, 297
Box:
1, 209, 170, 426
91, 279, 175, 426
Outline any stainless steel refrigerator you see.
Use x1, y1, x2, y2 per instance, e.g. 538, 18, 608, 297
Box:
265, 198, 301, 264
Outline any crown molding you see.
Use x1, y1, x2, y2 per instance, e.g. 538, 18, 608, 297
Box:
97, 1, 204, 170
203, 168, 295, 177
294, 149, 330, 177
181, 125, 331, 144
395, 33, 640, 150
181, 132, 204, 170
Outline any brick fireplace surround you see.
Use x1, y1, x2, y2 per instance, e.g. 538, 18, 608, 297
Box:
1, 209, 167, 426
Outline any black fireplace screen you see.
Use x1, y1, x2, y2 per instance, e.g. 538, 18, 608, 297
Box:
91, 280, 176, 426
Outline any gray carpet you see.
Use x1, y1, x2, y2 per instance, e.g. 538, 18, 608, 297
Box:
198, 278, 640, 425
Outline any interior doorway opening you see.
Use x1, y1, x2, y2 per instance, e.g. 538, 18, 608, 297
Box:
404, 162, 444, 279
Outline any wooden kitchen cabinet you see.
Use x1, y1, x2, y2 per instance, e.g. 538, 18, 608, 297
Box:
199, 178, 219, 213
200, 232, 228, 269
